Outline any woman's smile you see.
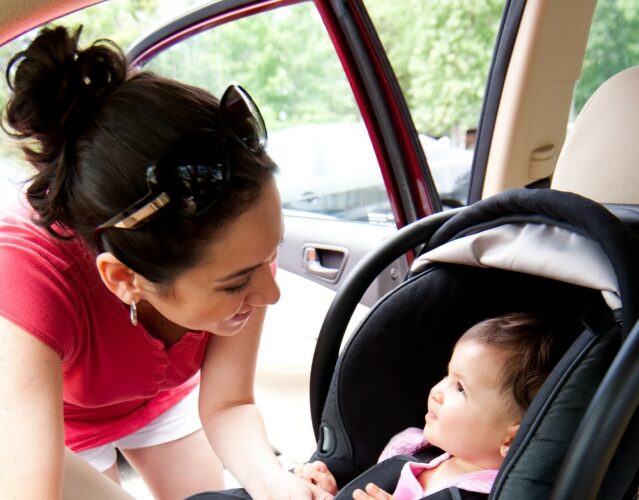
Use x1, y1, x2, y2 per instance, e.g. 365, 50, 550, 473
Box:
230, 308, 253, 323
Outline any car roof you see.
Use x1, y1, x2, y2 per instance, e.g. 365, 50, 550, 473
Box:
0, 0, 100, 46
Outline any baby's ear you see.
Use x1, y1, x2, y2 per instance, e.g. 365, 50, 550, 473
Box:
500, 424, 520, 458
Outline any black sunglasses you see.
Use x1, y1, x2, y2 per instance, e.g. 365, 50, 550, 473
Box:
95, 84, 267, 235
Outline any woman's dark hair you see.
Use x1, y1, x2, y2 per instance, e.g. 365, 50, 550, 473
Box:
457, 312, 558, 416
3, 25, 276, 287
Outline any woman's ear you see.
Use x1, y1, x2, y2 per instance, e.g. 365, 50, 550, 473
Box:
499, 423, 520, 458
95, 252, 143, 304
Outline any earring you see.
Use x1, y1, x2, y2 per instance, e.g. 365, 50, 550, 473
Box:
500, 445, 510, 457
129, 301, 138, 326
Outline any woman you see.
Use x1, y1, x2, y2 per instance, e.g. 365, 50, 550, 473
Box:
0, 25, 330, 499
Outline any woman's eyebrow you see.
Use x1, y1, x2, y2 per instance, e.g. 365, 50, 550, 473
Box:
215, 264, 261, 283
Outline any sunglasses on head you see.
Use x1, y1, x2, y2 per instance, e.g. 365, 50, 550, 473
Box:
95, 84, 267, 236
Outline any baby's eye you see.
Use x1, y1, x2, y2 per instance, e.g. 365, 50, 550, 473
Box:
456, 382, 465, 394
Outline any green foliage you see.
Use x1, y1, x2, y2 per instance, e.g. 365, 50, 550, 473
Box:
366, 0, 503, 138
145, 3, 359, 131
574, 0, 639, 114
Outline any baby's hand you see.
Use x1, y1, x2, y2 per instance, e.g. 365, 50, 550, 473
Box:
352, 482, 394, 500
294, 460, 339, 495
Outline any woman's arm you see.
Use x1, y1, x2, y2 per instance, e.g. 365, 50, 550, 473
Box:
199, 307, 332, 499
0, 315, 65, 498
0, 316, 135, 499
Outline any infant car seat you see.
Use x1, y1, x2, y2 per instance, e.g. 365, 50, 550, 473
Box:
309, 188, 639, 500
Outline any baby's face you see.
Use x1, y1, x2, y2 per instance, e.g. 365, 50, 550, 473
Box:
423, 340, 517, 470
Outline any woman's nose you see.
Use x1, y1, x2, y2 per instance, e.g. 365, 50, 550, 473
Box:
247, 263, 281, 306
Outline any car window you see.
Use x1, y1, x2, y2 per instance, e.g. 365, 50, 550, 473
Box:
571, 0, 639, 122
142, 2, 394, 226
363, 0, 504, 207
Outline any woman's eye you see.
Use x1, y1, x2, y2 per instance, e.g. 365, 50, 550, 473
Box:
223, 276, 252, 294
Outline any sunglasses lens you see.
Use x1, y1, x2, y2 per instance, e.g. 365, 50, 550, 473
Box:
157, 132, 229, 217
221, 85, 267, 152
174, 163, 226, 216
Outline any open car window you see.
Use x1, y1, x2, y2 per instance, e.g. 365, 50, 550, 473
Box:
364, 0, 504, 208
141, 2, 393, 226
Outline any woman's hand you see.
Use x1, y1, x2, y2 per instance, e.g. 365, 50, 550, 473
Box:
250, 468, 335, 500
352, 482, 394, 500
294, 460, 339, 495
199, 310, 333, 499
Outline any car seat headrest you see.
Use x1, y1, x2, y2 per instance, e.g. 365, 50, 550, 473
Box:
551, 65, 639, 203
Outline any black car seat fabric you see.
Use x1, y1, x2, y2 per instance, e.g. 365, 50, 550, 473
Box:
310, 189, 639, 499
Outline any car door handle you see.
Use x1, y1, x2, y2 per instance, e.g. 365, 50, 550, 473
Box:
302, 246, 347, 282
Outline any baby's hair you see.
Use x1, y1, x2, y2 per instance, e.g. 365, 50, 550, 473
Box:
457, 312, 556, 416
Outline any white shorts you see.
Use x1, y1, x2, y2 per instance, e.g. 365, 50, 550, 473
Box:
76, 386, 202, 471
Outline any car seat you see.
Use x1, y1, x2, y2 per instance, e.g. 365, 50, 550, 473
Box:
308, 188, 639, 499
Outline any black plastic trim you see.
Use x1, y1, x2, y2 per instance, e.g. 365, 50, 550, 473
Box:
328, 0, 441, 222
468, 0, 527, 203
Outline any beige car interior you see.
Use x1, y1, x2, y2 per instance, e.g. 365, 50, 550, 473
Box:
551, 65, 639, 204
0, 0, 99, 45
483, 0, 598, 198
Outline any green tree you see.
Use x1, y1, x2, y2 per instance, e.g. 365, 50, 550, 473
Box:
366, 0, 503, 139
574, 0, 639, 114
145, 3, 359, 131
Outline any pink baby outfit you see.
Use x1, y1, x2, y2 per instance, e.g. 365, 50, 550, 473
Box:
0, 203, 208, 451
379, 427, 497, 499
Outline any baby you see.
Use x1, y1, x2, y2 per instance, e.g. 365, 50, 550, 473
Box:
296, 312, 557, 499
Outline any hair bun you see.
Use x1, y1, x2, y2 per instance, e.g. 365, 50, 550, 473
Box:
3, 25, 128, 234
5, 25, 127, 144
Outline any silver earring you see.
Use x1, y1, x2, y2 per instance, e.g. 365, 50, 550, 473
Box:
130, 301, 138, 326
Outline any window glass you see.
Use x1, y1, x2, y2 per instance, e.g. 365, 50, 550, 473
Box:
144, 3, 393, 225
364, 0, 503, 207
572, 0, 639, 120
